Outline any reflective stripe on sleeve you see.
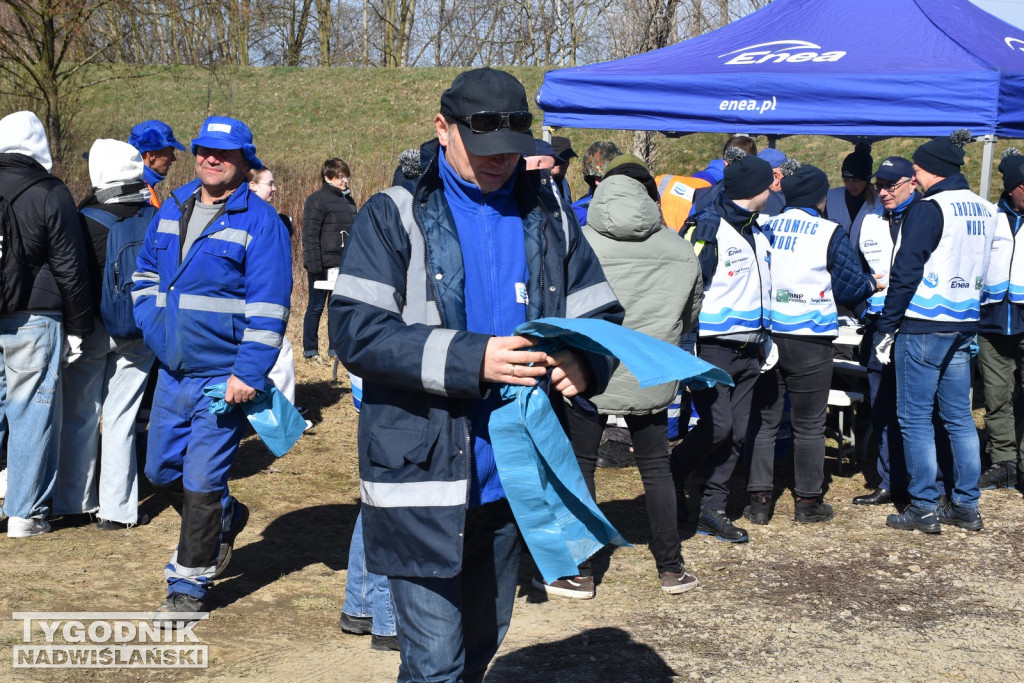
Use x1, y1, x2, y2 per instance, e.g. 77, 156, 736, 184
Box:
421, 328, 457, 394
566, 281, 618, 319
334, 273, 400, 314
245, 302, 289, 321
241, 329, 283, 348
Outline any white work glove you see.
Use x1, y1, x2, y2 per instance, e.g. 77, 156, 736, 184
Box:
874, 332, 895, 366
64, 334, 84, 365
760, 337, 779, 373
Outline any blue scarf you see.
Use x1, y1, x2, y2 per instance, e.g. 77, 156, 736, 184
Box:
143, 164, 165, 188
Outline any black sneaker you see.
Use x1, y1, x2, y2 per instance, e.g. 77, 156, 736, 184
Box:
596, 440, 635, 469
978, 461, 1018, 490
660, 569, 699, 595
936, 500, 984, 531
153, 593, 205, 630
96, 513, 150, 531
696, 507, 749, 543
886, 505, 941, 534
212, 502, 250, 580
794, 498, 834, 524
531, 575, 595, 599
338, 612, 373, 635
370, 634, 400, 651
743, 491, 772, 525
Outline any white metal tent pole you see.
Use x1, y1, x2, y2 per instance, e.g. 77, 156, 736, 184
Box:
980, 134, 995, 200
542, 125, 553, 143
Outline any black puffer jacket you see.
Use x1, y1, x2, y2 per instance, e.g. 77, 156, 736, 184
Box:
0, 153, 93, 335
301, 181, 356, 274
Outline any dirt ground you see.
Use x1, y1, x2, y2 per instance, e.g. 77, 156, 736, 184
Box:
2, 356, 1023, 682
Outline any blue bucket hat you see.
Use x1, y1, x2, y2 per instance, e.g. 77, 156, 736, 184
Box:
128, 120, 186, 154
190, 116, 263, 170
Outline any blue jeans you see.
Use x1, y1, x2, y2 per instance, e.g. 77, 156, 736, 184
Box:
343, 510, 395, 637
0, 313, 62, 520
54, 318, 155, 523
388, 500, 520, 683
895, 332, 980, 510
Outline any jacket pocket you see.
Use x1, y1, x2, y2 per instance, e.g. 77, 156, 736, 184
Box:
367, 423, 440, 470
200, 240, 245, 290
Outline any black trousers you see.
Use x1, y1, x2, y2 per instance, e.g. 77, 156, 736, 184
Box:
671, 340, 761, 510
569, 406, 682, 575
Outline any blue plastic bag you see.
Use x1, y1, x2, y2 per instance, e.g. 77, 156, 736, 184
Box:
203, 384, 306, 457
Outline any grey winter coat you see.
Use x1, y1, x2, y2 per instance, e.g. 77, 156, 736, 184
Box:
583, 174, 703, 414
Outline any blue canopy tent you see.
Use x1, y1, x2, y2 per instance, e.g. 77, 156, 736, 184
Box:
536, 0, 1024, 195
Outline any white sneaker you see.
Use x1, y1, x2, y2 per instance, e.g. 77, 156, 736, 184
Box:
8, 515, 52, 538
0, 468, 7, 499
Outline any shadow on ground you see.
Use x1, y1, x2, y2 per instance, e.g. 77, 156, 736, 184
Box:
487, 626, 675, 682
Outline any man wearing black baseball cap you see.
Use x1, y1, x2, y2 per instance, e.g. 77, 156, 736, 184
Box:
671, 147, 776, 545
875, 130, 996, 534
853, 156, 920, 507
330, 68, 623, 680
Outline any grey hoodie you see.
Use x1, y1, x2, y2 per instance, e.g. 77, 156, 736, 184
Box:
583, 174, 703, 414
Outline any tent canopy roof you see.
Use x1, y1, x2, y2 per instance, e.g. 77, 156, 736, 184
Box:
537, 0, 1024, 139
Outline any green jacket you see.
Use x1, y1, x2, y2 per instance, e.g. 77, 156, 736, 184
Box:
583, 174, 702, 414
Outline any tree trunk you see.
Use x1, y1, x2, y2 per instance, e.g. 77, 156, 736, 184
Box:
317, 0, 331, 65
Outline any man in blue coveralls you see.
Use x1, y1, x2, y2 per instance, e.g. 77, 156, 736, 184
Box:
132, 116, 292, 620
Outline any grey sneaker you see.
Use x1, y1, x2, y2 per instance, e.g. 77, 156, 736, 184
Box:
153, 593, 205, 630
660, 570, 699, 595
531, 575, 595, 599
886, 505, 940, 534
936, 500, 983, 531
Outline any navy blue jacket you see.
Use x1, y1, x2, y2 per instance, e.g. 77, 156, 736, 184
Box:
878, 174, 974, 335
331, 148, 624, 578
979, 195, 1024, 336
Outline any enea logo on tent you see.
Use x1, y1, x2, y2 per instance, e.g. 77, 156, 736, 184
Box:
718, 40, 846, 65
1005, 37, 1024, 53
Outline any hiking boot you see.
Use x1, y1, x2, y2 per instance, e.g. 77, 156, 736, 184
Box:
338, 612, 373, 635
7, 515, 52, 538
743, 491, 772, 525
978, 461, 1018, 490
886, 505, 940, 534
212, 502, 249, 580
96, 513, 150, 531
596, 440, 635, 469
696, 507, 748, 543
531, 575, 595, 599
936, 500, 984, 531
660, 569, 699, 595
794, 498, 834, 524
153, 592, 205, 630
370, 634, 400, 651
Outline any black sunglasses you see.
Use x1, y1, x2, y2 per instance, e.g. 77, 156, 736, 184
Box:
449, 111, 533, 133
873, 178, 911, 193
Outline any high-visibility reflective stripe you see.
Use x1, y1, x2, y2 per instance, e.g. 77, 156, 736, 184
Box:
157, 219, 178, 234
381, 186, 441, 326
360, 479, 467, 508
245, 302, 289, 321
178, 293, 245, 314
334, 273, 400, 314
131, 285, 158, 304
422, 328, 456, 394
209, 227, 251, 248
133, 270, 159, 283
155, 292, 166, 307
567, 282, 617, 319
241, 329, 283, 348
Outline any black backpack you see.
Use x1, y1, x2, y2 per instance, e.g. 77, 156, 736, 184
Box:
80, 205, 157, 338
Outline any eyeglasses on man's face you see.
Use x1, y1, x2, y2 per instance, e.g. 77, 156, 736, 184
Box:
449, 111, 533, 133
873, 178, 911, 193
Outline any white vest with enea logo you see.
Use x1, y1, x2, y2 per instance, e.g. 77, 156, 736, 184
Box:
859, 210, 900, 315
698, 218, 772, 337
764, 209, 838, 336
905, 189, 996, 323
981, 210, 1024, 305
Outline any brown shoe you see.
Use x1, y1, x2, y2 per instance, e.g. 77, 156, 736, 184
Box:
660, 569, 699, 594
